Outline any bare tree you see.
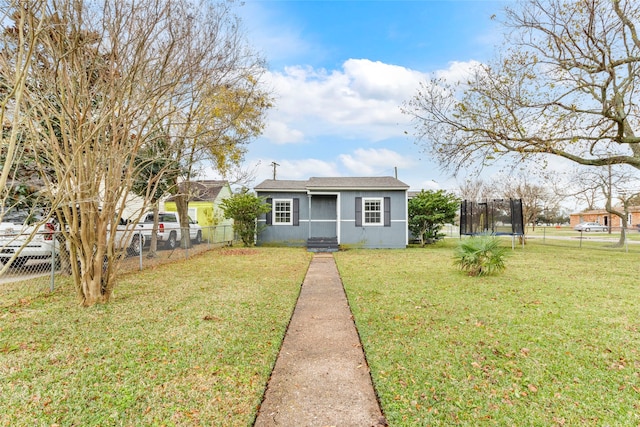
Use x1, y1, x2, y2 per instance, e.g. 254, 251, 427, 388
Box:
500, 174, 559, 232
404, 0, 640, 174
566, 165, 640, 246
3, 0, 268, 305
456, 177, 496, 202
128, 1, 271, 249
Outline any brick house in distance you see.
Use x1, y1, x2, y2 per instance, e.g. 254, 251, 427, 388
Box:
569, 206, 640, 229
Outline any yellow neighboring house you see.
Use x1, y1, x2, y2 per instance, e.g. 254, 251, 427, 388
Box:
164, 180, 234, 243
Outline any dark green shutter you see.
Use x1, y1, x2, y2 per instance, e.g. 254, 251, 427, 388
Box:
384, 197, 391, 227
266, 198, 272, 225
293, 198, 299, 226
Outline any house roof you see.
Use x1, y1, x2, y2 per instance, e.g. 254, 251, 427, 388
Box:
167, 180, 229, 202
254, 176, 409, 192
254, 180, 309, 192
570, 205, 640, 215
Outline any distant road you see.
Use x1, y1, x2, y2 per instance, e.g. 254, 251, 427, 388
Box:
527, 234, 640, 244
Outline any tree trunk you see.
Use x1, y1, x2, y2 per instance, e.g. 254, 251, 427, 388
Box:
147, 202, 159, 258
174, 192, 192, 249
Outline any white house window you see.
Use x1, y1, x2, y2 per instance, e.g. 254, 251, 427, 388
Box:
363, 198, 383, 225
274, 199, 293, 224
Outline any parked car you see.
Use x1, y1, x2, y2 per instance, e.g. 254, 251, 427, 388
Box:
573, 222, 608, 232
111, 217, 145, 256
57, 211, 145, 258
0, 220, 59, 269
137, 211, 202, 249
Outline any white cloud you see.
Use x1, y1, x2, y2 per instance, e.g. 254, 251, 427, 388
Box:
339, 148, 417, 176
263, 59, 428, 142
418, 179, 441, 191
263, 121, 305, 145
342, 59, 426, 101
434, 60, 483, 84
261, 59, 487, 146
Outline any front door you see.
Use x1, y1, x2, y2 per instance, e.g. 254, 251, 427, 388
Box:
309, 195, 337, 239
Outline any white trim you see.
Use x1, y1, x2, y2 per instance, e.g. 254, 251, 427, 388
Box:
362, 197, 384, 226
291, 219, 338, 223
404, 189, 408, 245
273, 198, 293, 225
337, 194, 341, 244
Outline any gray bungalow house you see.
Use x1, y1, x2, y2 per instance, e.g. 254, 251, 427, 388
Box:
254, 176, 410, 250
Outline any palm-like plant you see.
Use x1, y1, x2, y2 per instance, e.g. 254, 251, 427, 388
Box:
454, 235, 507, 276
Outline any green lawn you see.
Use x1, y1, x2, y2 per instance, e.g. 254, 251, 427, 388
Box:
2, 242, 639, 426
0, 247, 312, 426
335, 240, 640, 426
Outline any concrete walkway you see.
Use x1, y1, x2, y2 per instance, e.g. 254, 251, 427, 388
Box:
254, 253, 387, 427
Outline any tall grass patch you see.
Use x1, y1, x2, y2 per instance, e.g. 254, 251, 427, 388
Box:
336, 241, 640, 426
0, 247, 311, 426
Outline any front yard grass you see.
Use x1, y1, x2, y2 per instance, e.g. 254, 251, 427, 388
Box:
0, 247, 312, 426
3, 241, 640, 426
336, 240, 640, 426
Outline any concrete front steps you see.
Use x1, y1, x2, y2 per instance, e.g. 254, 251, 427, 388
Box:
306, 237, 339, 252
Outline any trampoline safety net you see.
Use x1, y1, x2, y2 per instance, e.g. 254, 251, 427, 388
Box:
460, 199, 524, 236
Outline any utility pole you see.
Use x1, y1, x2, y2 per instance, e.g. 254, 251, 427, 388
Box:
271, 162, 280, 180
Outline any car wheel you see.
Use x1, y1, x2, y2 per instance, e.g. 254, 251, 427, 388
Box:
194, 231, 202, 245
585, 228, 590, 232
165, 232, 177, 250
127, 234, 143, 256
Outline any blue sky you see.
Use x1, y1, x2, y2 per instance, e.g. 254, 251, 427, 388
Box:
211, 0, 514, 191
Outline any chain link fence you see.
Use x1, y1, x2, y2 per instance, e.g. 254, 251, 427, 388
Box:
526, 225, 640, 253
436, 223, 640, 253
0, 225, 237, 288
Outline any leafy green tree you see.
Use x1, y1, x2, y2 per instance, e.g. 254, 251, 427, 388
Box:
220, 189, 271, 247
408, 190, 459, 247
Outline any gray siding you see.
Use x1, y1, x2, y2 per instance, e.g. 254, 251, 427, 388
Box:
256, 188, 407, 249
339, 190, 407, 249
257, 191, 309, 247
